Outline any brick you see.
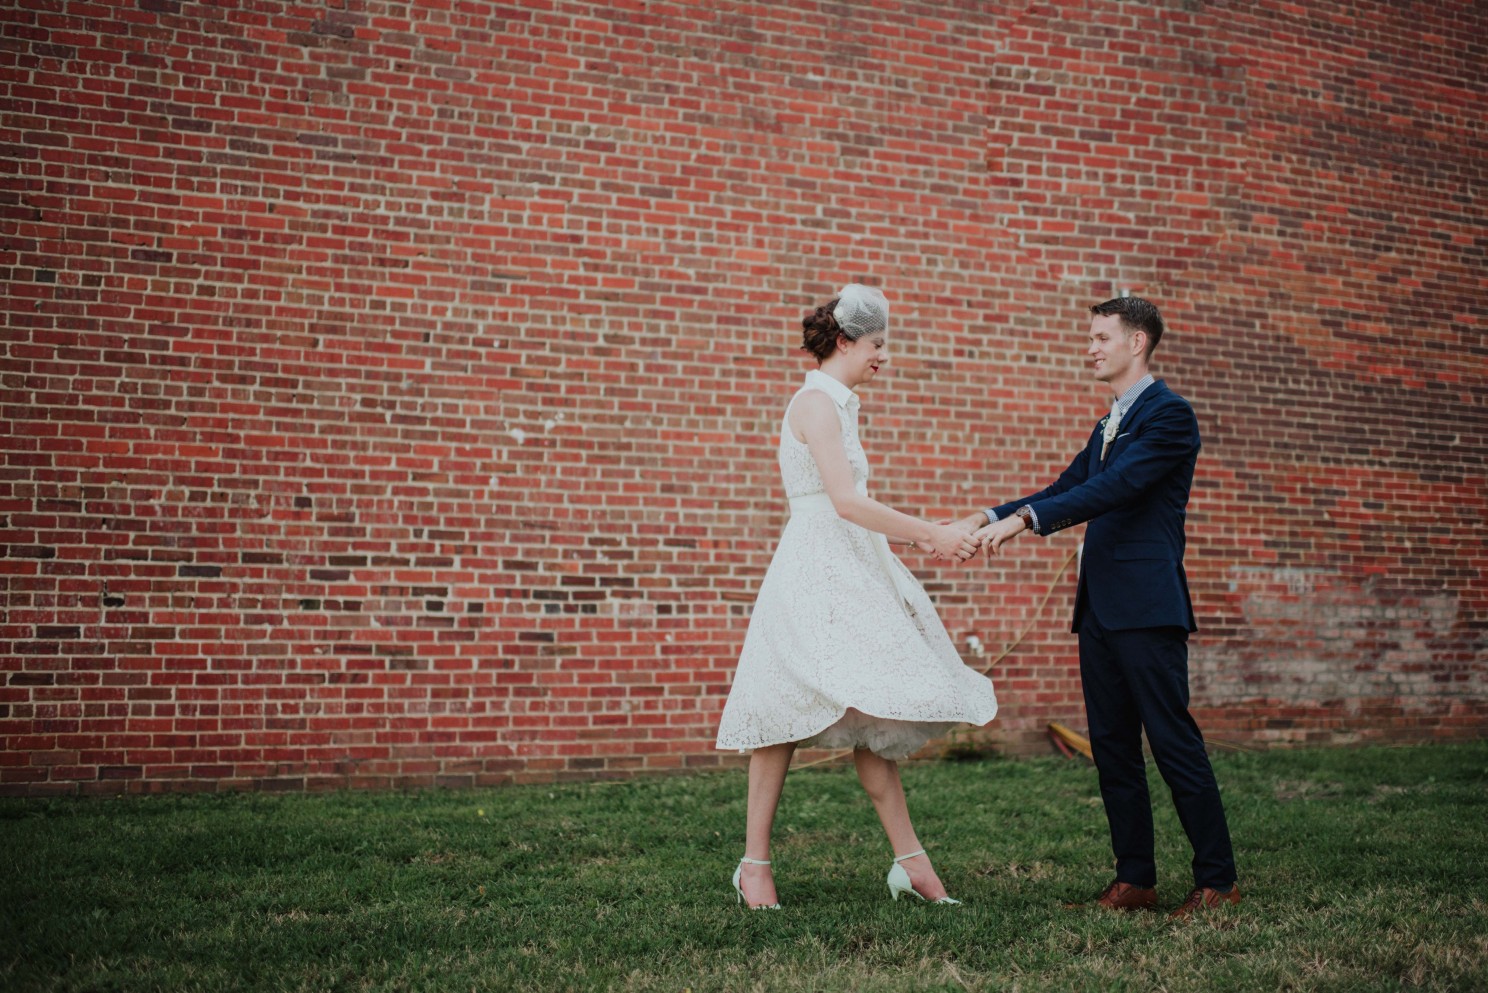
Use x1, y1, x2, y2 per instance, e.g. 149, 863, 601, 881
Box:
0, 0, 1483, 796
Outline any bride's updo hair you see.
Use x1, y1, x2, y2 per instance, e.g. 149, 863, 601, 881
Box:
801, 300, 843, 361
801, 285, 888, 360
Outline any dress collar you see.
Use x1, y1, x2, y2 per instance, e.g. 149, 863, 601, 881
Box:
804, 369, 859, 409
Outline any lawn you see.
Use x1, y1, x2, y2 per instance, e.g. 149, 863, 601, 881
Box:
3, 741, 1486, 992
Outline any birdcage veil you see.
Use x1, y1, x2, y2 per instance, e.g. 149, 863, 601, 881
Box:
832, 284, 888, 339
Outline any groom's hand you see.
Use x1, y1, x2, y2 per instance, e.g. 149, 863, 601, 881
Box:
951, 512, 987, 534
972, 515, 1026, 559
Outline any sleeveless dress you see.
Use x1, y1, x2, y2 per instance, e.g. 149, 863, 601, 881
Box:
715, 369, 999, 760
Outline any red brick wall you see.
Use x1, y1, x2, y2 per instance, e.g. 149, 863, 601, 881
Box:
2, 1, 1484, 795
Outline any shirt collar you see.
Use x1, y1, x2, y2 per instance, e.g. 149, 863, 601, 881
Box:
805, 368, 859, 409
1113, 374, 1155, 414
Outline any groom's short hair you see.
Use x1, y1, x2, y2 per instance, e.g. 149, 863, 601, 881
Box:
1091, 296, 1164, 356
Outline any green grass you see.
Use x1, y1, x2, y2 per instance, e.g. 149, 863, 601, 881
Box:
3, 742, 1486, 992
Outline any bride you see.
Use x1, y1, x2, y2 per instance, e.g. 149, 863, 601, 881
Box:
716, 284, 999, 909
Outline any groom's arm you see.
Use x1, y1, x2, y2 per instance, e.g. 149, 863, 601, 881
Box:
952, 429, 1098, 533
1020, 398, 1199, 535
973, 408, 1191, 557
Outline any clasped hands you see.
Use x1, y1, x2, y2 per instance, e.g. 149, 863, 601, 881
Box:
914, 512, 1029, 563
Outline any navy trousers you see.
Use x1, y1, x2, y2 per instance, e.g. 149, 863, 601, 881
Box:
1078, 613, 1236, 889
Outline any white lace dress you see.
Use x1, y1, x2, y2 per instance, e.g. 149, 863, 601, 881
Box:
715, 370, 998, 760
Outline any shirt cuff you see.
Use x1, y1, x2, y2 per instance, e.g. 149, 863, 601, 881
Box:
983, 508, 998, 525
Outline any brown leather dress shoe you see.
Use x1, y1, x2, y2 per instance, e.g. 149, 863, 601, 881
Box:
1169, 885, 1241, 919
1065, 880, 1158, 911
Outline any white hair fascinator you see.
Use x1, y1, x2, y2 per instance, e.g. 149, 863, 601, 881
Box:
832, 284, 889, 339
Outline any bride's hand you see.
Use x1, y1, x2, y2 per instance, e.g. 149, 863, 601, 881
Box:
927, 523, 979, 561
915, 540, 960, 560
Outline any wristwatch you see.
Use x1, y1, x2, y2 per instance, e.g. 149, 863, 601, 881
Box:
1014, 506, 1035, 532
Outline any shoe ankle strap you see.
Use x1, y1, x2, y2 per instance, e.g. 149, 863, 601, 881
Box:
738, 856, 772, 866
893, 849, 927, 864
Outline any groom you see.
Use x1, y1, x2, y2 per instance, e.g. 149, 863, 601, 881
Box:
962, 296, 1239, 918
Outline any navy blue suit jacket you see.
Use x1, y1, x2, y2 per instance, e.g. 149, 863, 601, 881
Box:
993, 380, 1199, 634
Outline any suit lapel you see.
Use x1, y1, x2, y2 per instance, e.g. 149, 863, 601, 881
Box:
1096, 380, 1166, 470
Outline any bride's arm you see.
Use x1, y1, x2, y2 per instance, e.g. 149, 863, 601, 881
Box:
790, 391, 974, 560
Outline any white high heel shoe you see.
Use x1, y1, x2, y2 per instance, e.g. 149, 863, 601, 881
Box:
887, 849, 961, 905
733, 856, 782, 910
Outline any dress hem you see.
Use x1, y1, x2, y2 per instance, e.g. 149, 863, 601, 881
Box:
715, 705, 996, 760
